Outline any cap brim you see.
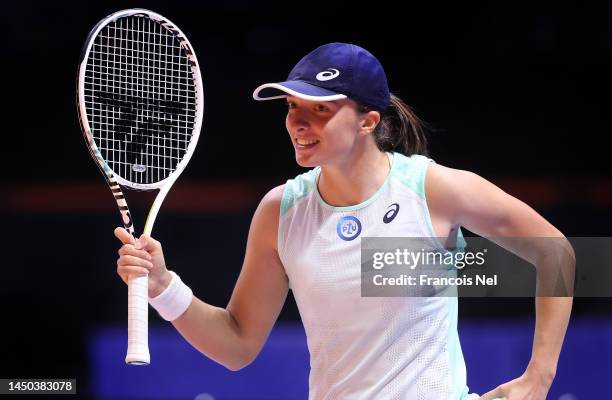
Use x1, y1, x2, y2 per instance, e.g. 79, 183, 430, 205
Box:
252, 81, 347, 102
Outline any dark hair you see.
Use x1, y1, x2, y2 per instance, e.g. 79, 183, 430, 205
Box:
358, 93, 429, 156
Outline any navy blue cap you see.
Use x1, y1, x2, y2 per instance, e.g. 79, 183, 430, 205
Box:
253, 42, 390, 111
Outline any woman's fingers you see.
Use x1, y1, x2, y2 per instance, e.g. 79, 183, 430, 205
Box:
114, 227, 135, 245
118, 244, 152, 260
116, 265, 150, 284
479, 387, 506, 400
135, 234, 162, 253
117, 255, 154, 269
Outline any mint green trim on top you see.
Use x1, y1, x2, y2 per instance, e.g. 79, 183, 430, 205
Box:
391, 153, 431, 199
393, 153, 447, 250
279, 169, 319, 291
407, 155, 467, 252
280, 169, 318, 217
394, 152, 467, 260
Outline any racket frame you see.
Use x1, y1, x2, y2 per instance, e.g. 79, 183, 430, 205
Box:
77, 8, 204, 365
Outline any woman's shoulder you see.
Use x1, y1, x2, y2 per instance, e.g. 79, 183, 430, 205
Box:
279, 168, 319, 216
249, 185, 284, 246
257, 167, 319, 219
425, 162, 480, 191
425, 161, 503, 225
391, 152, 432, 175
425, 162, 472, 200
259, 184, 285, 212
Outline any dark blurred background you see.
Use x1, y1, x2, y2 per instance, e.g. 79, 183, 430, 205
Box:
1, 0, 611, 399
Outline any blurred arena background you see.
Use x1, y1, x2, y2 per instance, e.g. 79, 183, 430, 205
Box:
1, 0, 610, 399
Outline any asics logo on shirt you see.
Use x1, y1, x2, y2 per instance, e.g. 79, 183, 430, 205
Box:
316, 68, 340, 81
383, 203, 400, 223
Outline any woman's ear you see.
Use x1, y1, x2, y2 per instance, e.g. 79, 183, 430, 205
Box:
359, 111, 381, 135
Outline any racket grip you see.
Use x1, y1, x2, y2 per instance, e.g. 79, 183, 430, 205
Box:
125, 275, 150, 365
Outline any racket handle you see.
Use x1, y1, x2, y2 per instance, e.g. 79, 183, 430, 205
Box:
125, 275, 150, 365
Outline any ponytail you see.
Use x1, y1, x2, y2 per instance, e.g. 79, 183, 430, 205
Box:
359, 93, 429, 156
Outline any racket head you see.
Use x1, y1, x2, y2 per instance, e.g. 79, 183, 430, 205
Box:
77, 9, 204, 191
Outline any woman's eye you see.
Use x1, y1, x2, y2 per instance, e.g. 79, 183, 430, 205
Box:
315, 105, 329, 111
287, 101, 297, 109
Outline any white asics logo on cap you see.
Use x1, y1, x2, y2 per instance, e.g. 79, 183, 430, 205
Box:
316, 68, 340, 81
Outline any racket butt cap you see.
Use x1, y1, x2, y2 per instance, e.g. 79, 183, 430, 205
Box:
125, 348, 151, 365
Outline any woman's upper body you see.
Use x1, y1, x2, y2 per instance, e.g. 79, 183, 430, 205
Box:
115, 42, 573, 400
227, 97, 565, 399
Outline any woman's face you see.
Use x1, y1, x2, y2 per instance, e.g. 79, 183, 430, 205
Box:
285, 96, 367, 168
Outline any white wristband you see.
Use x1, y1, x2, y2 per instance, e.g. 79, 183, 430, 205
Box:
148, 271, 193, 321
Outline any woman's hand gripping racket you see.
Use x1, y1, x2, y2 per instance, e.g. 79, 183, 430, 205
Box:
77, 9, 203, 365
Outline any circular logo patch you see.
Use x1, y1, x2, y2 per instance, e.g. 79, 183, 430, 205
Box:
337, 216, 362, 241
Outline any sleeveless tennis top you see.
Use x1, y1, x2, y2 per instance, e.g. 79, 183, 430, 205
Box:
277, 152, 472, 400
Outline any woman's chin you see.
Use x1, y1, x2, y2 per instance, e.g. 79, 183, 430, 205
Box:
296, 159, 317, 168
295, 153, 319, 168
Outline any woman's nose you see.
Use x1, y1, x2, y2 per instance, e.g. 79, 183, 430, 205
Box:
287, 109, 310, 131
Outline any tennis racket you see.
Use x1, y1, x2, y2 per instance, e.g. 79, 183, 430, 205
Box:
77, 9, 203, 365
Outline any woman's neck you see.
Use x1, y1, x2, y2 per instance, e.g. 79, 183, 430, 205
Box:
317, 148, 391, 207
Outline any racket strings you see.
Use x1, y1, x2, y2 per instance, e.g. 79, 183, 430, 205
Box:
84, 15, 197, 185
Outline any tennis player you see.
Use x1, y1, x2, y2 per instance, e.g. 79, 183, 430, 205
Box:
115, 43, 573, 399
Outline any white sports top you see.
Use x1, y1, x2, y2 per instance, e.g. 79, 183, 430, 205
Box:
277, 152, 473, 399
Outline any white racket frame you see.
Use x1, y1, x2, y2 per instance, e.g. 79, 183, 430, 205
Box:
77, 8, 203, 365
